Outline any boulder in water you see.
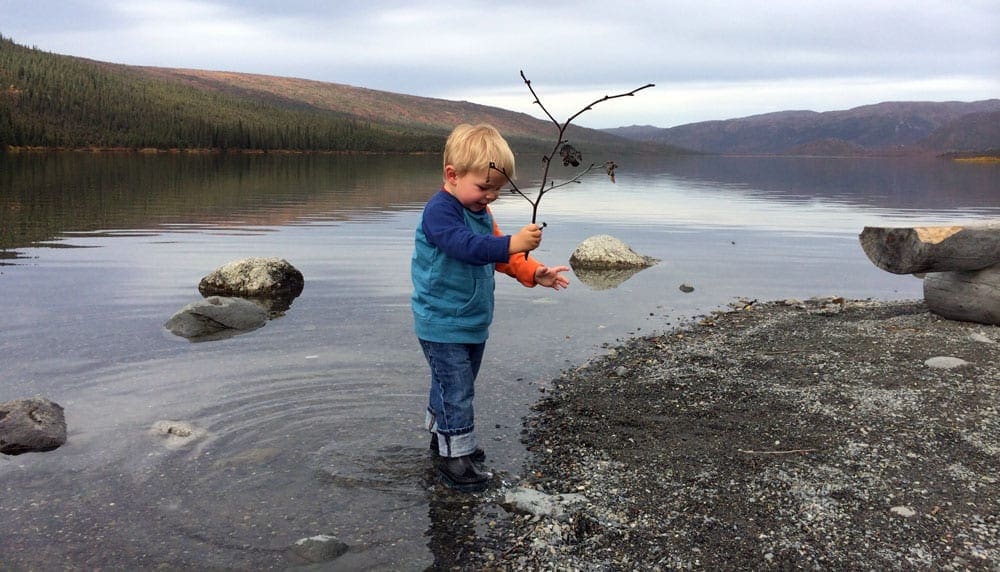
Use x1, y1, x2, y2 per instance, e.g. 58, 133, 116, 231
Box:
0, 397, 67, 455
198, 257, 304, 298
165, 296, 268, 341
569, 235, 658, 270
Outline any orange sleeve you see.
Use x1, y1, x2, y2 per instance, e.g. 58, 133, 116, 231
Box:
492, 216, 541, 287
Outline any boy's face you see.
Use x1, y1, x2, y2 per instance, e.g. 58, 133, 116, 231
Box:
444, 165, 506, 212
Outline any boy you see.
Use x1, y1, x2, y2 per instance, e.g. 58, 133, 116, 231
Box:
411, 123, 570, 492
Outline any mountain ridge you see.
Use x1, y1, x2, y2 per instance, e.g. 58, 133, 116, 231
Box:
2, 35, 996, 157
604, 100, 1000, 156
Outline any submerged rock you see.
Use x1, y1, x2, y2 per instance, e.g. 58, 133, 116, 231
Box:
150, 420, 206, 449
569, 235, 658, 270
0, 397, 67, 455
290, 534, 350, 563
198, 257, 304, 299
165, 296, 268, 341
243, 294, 298, 318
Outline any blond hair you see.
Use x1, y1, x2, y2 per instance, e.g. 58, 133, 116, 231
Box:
443, 123, 516, 181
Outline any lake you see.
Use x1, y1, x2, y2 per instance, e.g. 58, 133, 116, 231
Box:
1, 152, 997, 569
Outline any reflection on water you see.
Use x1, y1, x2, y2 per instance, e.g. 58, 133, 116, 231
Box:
0, 152, 997, 569
571, 264, 651, 290
0, 152, 442, 259
637, 154, 999, 210
535, 155, 999, 236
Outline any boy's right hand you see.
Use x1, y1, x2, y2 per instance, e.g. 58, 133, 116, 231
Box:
509, 224, 543, 254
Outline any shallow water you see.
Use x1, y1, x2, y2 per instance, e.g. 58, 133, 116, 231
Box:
1, 153, 997, 568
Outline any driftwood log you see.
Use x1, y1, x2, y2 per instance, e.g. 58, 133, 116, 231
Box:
860, 221, 1000, 326
859, 222, 1000, 274
924, 267, 1000, 325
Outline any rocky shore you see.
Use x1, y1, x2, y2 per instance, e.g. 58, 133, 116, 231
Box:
447, 297, 999, 570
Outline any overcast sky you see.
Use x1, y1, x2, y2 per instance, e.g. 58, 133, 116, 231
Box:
3, 0, 998, 128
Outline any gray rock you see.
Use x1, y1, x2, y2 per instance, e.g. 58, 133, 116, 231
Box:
679, 283, 695, 293
503, 486, 589, 522
569, 235, 658, 270
291, 534, 349, 563
970, 332, 995, 344
924, 356, 971, 370
165, 296, 268, 341
0, 397, 67, 455
150, 420, 206, 449
198, 257, 304, 298
890, 505, 917, 518
212, 447, 282, 469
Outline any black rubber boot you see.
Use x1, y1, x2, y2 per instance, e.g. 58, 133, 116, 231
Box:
429, 433, 485, 463
435, 454, 491, 492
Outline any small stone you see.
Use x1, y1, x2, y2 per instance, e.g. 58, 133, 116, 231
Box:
924, 356, 970, 370
970, 333, 994, 344
679, 283, 695, 293
150, 420, 206, 449
891, 506, 917, 518
503, 487, 589, 521
614, 366, 629, 377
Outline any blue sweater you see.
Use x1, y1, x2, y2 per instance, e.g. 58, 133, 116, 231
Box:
411, 190, 513, 343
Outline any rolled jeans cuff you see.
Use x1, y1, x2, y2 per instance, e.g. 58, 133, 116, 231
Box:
426, 409, 478, 457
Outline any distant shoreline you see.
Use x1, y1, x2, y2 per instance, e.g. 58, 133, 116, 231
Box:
3, 146, 996, 162
0, 146, 436, 156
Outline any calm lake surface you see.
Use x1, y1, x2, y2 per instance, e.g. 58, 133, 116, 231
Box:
1, 152, 997, 569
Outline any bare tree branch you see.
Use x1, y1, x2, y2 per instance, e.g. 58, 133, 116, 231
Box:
503, 71, 654, 259
520, 70, 560, 130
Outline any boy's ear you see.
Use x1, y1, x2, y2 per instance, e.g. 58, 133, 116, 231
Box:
444, 164, 459, 184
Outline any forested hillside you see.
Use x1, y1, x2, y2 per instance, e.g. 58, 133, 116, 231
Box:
0, 36, 666, 155
0, 35, 450, 151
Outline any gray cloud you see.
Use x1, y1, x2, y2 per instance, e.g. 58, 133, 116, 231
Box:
2, 0, 996, 127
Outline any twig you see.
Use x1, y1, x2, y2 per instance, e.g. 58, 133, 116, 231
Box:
522, 71, 654, 225
492, 71, 654, 259
738, 448, 818, 455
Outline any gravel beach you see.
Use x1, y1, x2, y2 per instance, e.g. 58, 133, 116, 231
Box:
430, 297, 999, 570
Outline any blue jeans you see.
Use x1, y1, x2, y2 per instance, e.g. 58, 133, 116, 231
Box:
419, 339, 485, 458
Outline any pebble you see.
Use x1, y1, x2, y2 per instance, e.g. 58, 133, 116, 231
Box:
924, 356, 971, 370
890, 506, 917, 518
970, 332, 995, 344
503, 487, 589, 522
149, 420, 206, 449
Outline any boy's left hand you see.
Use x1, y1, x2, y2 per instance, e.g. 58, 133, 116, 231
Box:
535, 265, 570, 290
